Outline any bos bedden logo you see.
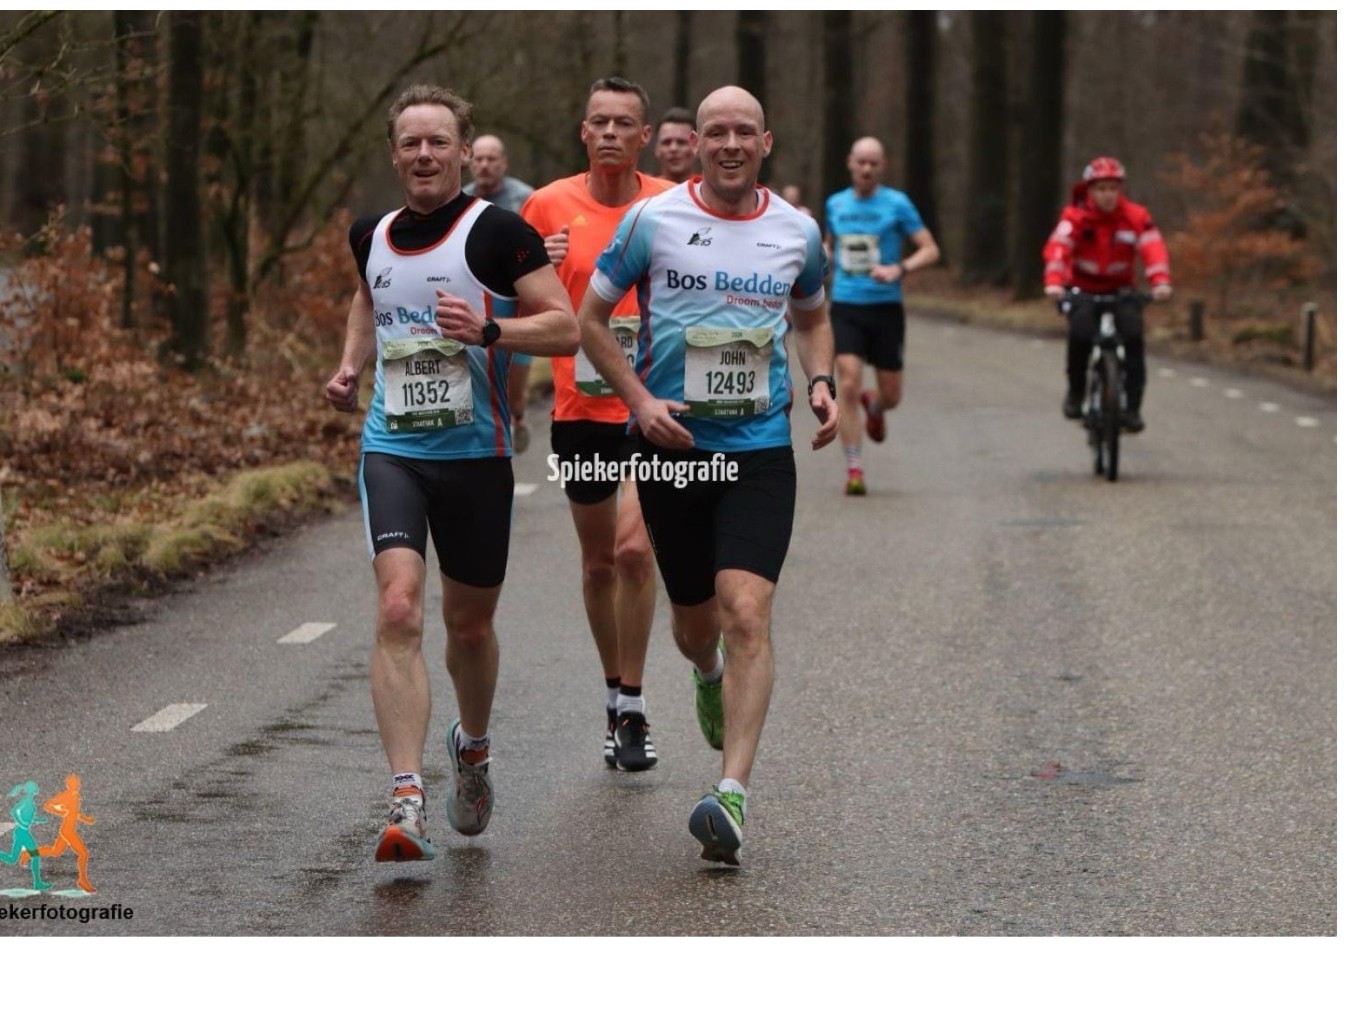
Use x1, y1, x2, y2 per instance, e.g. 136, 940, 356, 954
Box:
664, 270, 792, 296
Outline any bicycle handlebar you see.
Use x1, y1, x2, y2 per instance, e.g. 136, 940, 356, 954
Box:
1056, 288, 1153, 315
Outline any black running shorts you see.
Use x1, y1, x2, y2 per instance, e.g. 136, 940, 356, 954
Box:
549, 418, 638, 505
359, 452, 514, 588
635, 441, 797, 607
831, 302, 906, 371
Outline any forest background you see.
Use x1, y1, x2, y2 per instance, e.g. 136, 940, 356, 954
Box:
0, 10, 1338, 642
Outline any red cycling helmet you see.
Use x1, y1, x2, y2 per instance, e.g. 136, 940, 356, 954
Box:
1082, 156, 1126, 183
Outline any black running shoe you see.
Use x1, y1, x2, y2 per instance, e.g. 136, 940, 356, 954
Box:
614, 711, 658, 772
604, 707, 618, 769
1122, 410, 1145, 433
1062, 391, 1083, 420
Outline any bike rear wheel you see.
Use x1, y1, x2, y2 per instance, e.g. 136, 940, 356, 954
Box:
1100, 353, 1121, 482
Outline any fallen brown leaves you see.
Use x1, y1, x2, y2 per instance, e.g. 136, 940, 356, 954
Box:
1, 213, 364, 641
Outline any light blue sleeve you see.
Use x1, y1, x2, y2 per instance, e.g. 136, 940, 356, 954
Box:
792, 215, 829, 305
590, 202, 654, 303
899, 192, 925, 236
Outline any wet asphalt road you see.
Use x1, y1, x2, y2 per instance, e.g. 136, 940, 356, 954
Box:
0, 317, 1336, 935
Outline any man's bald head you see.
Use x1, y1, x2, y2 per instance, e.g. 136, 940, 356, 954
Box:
851, 137, 886, 160
847, 136, 886, 195
696, 86, 766, 134
693, 86, 772, 213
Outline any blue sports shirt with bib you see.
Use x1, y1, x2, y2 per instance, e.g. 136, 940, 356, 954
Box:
824, 185, 924, 305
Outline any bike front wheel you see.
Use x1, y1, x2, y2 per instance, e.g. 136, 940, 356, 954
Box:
1100, 353, 1121, 482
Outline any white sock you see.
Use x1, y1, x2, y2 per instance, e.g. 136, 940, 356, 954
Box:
616, 692, 646, 715
455, 729, 490, 755
392, 773, 424, 798
698, 645, 725, 685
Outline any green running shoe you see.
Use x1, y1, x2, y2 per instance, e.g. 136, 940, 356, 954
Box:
688, 787, 745, 866
691, 638, 724, 750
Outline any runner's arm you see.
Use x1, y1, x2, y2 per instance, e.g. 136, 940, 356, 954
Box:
904, 226, 940, 273
325, 286, 375, 413
788, 301, 839, 450
434, 264, 578, 357
578, 286, 694, 450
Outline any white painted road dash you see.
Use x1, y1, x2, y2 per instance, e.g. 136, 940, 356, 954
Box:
1191, 377, 1210, 388
0, 822, 13, 836
1225, 389, 1243, 399
278, 622, 336, 645
132, 703, 208, 733
1296, 417, 1319, 429
1260, 402, 1280, 413
514, 483, 539, 497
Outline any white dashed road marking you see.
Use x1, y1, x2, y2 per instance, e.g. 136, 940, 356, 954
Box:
514, 483, 539, 497
0, 822, 13, 836
278, 622, 336, 645
1225, 389, 1243, 399
1260, 403, 1279, 413
1191, 377, 1210, 388
132, 703, 208, 733
1296, 417, 1319, 429
1158, 368, 1177, 378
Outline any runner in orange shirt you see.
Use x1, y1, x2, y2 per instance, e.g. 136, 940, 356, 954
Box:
520, 77, 674, 772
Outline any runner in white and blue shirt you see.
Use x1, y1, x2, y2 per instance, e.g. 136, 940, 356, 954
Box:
590, 180, 828, 452
577, 86, 840, 870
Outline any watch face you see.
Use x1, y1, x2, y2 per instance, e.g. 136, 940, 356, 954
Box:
483, 319, 501, 344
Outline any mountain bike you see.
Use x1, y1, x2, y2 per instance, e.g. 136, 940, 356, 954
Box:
1060, 290, 1150, 483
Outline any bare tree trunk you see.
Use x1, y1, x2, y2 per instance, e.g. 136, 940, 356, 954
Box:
204, 12, 257, 359
1012, 11, 1065, 300
114, 9, 159, 329
18, 92, 66, 238
0, 487, 12, 603
161, 11, 209, 370
672, 11, 691, 108
904, 12, 940, 245
1238, 9, 1310, 194
962, 11, 1011, 286
737, 10, 770, 181
821, 12, 853, 204
613, 11, 627, 77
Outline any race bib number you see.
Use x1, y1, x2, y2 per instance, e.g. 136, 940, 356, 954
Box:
576, 315, 640, 397
381, 338, 473, 432
683, 326, 773, 419
838, 233, 881, 275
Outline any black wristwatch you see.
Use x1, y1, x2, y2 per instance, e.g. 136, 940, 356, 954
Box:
808, 374, 836, 399
481, 317, 501, 347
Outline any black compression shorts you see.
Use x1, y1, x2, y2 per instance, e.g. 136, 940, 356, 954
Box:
550, 418, 638, 505
635, 441, 797, 606
359, 451, 513, 588
831, 302, 906, 371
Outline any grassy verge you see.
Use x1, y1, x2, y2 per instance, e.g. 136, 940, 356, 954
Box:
1, 461, 347, 645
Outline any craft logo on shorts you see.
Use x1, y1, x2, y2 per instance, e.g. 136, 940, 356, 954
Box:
2, 774, 98, 899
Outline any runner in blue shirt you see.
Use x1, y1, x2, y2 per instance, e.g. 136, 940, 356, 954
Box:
823, 137, 939, 495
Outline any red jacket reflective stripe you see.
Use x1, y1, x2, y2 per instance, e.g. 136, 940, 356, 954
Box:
1042, 180, 1172, 292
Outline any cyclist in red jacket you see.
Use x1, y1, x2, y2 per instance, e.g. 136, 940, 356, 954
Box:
1043, 156, 1172, 432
